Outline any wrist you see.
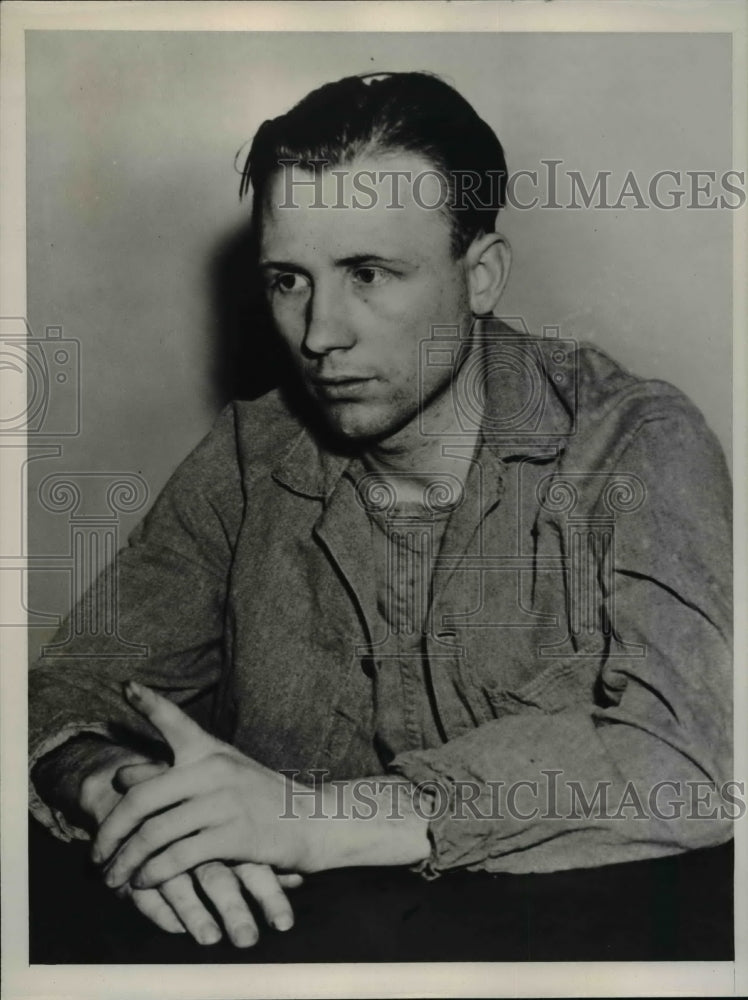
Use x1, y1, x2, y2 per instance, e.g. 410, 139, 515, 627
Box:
299, 777, 431, 873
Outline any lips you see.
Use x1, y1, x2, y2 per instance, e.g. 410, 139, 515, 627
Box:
310, 375, 375, 398
312, 375, 373, 385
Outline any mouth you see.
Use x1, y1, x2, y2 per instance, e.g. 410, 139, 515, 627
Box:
310, 375, 375, 398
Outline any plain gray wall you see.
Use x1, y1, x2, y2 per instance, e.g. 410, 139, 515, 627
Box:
26, 31, 734, 658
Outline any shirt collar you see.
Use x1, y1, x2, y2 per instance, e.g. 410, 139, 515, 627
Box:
271, 418, 352, 499
475, 317, 575, 462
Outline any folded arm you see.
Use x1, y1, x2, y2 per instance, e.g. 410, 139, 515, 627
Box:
389, 401, 734, 874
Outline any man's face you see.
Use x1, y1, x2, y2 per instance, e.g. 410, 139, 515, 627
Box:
258, 153, 473, 445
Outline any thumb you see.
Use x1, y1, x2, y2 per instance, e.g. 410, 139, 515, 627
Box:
124, 681, 215, 763
114, 760, 170, 792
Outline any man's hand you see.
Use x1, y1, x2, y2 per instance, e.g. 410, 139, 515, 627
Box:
118, 855, 302, 946
37, 730, 302, 946
93, 681, 430, 891
93, 681, 318, 888
113, 761, 302, 946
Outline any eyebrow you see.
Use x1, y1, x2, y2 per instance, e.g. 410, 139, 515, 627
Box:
259, 253, 411, 270
258, 260, 306, 272
335, 253, 410, 268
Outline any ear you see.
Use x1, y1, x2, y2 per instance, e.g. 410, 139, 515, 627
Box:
465, 232, 512, 315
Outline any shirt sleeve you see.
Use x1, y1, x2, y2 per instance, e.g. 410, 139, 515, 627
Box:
29, 403, 245, 840
389, 396, 734, 876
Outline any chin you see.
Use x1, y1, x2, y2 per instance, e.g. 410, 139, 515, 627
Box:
325, 417, 386, 445
321, 403, 414, 447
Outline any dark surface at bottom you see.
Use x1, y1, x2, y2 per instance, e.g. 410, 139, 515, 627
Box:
29, 819, 734, 963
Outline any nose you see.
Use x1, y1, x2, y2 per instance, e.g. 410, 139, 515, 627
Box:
302, 281, 356, 356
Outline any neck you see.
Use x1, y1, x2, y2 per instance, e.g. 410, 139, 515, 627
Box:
360, 350, 483, 499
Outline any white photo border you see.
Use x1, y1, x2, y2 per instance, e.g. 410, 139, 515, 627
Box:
1, 2, 745, 998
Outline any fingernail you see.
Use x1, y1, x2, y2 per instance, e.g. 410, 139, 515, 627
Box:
273, 915, 293, 932
104, 869, 118, 888
234, 926, 258, 948
124, 680, 142, 702
199, 926, 221, 945
91, 848, 102, 865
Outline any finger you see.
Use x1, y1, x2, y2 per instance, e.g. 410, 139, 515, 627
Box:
234, 863, 295, 932
124, 681, 215, 762
194, 862, 259, 948
93, 760, 219, 864
117, 883, 186, 935
159, 872, 222, 946
114, 761, 170, 792
131, 828, 230, 889
277, 873, 304, 890
103, 795, 221, 889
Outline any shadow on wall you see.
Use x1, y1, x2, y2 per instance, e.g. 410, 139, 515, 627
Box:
207, 220, 287, 407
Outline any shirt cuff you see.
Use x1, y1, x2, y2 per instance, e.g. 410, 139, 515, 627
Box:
388, 750, 484, 879
29, 722, 114, 842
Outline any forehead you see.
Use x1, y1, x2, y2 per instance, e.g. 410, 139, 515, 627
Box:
258, 152, 454, 262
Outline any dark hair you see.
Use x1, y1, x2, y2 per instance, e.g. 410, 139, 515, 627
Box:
239, 71, 507, 255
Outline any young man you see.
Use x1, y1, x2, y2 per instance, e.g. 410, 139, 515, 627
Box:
29, 72, 733, 950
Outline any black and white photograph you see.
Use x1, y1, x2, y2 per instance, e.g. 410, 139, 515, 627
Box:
1, 2, 746, 998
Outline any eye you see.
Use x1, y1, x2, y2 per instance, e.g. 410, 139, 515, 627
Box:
269, 272, 311, 295
351, 266, 389, 287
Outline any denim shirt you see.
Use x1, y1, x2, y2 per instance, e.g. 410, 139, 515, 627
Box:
29, 328, 733, 874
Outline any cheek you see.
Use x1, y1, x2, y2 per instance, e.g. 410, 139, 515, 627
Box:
352, 279, 447, 349
385, 271, 467, 339
269, 299, 306, 350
